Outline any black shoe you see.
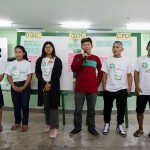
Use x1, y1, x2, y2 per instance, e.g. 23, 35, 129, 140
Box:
88, 128, 100, 137
69, 128, 81, 136
116, 124, 126, 137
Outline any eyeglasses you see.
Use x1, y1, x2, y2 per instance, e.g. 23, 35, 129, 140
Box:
45, 46, 53, 49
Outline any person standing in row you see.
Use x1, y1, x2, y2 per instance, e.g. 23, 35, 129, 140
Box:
0, 61, 5, 132
69, 38, 103, 137
6, 45, 34, 132
134, 41, 150, 137
102, 41, 132, 137
35, 41, 62, 138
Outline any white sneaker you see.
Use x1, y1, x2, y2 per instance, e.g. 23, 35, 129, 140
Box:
116, 124, 126, 137
49, 128, 58, 138
102, 123, 110, 135
44, 125, 50, 132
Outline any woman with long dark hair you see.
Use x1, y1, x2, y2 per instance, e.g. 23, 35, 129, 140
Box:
5, 45, 34, 132
35, 41, 62, 138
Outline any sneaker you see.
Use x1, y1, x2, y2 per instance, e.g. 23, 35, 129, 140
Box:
44, 125, 50, 132
88, 128, 100, 137
49, 128, 58, 138
102, 123, 110, 135
69, 128, 81, 136
116, 124, 126, 137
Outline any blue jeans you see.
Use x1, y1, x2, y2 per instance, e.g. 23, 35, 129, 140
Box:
11, 81, 30, 125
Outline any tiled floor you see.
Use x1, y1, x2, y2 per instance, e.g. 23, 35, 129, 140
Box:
0, 109, 150, 150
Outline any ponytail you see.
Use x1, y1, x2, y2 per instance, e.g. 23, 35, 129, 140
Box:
15, 45, 28, 61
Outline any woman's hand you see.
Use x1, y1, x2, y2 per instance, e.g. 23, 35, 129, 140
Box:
44, 83, 51, 91
12, 85, 20, 92
18, 87, 25, 93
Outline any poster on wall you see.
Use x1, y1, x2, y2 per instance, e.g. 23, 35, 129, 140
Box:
0, 38, 9, 90
18, 33, 139, 91
0, 37, 8, 62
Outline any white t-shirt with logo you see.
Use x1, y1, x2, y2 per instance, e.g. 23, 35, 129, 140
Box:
102, 57, 132, 92
41, 57, 55, 82
5, 60, 34, 82
135, 55, 150, 95
0, 62, 5, 75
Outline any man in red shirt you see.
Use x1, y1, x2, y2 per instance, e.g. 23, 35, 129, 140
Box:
69, 38, 103, 137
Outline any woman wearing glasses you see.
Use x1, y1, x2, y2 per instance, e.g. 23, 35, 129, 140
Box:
35, 41, 62, 138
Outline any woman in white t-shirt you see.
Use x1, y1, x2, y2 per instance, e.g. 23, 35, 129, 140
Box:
5, 46, 34, 132
35, 41, 62, 138
0, 62, 5, 132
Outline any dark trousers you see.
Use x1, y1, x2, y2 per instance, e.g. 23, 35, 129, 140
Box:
74, 92, 97, 129
11, 81, 30, 125
103, 89, 128, 124
43, 91, 59, 129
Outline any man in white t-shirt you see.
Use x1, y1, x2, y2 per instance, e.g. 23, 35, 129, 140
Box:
101, 41, 132, 137
134, 41, 150, 137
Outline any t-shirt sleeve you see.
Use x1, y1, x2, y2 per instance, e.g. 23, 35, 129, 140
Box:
101, 60, 108, 73
134, 58, 140, 72
5, 63, 12, 76
0, 62, 5, 75
27, 62, 34, 74
127, 60, 132, 74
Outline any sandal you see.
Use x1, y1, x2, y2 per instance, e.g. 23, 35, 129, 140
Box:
44, 125, 50, 132
11, 124, 20, 130
49, 128, 58, 138
21, 125, 28, 132
133, 130, 144, 137
0, 126, 3, 132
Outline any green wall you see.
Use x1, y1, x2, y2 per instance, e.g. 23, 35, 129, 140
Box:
0, 30, 17, 57
141, 34, 150, 55
1, 31, 150, 110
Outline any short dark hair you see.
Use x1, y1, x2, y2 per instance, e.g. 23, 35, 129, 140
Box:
15, 45, 28, 61
147, 41, 150, 47
81, 37, 92, 45
113, 41, 123, 47
41, 41, 56, 58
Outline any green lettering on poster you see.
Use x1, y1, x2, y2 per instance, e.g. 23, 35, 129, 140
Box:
68, 43, 81, 49
96, 40, 132, 47
24, 40, 41, 54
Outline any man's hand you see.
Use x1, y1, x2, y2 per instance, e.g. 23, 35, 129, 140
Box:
135, 87, 142, 96
82, 53, 88, 58
127, 87, 132, 94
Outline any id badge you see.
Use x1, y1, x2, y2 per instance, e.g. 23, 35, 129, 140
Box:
114, 69, 122, 80
12, 70, 20, 79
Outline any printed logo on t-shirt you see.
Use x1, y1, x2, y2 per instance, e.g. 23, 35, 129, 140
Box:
77, 59, 80, 61
44, 66, 51, 77
114, 69, 122, 80
142, 62, 148, 69
12, 66, 17, 71
141, 62, 150, 73
109, 63, 115, 69
41, 62, 46, 67
12, 70, 20, 79
20, 71, 26, 74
